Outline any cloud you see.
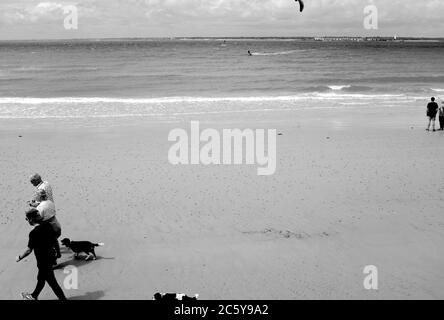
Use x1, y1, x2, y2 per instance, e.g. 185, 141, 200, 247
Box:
0, 1, 97, 25
1, 2, 70, 24
143, 0, 302, 21
29, 2, 66, 22
1, 0, 444, 39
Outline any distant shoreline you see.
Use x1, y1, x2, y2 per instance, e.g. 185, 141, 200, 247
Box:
1, 36, 444, 43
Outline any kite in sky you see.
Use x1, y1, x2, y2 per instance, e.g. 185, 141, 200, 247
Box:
295, 0, 305, 12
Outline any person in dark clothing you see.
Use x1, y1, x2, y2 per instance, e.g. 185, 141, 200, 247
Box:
16, 208, 66, 300
426, 97, 439, 131
439, 102, 444, 131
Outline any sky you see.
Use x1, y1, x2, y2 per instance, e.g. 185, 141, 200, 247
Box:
0, 0, 443, 40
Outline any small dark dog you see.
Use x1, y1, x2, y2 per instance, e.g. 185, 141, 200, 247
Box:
61, 238, 104, 260
153, 292, 198, 301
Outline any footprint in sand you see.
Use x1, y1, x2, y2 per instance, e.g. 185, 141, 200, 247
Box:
241, 228, 309, 239
241, 228, 332, 240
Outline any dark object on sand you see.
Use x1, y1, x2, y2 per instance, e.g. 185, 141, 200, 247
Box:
295, 0, 305, 12
154, 292, 198, 301
18, 135, 22, 138
278, 133, 283, 136
61, 238, 104, 260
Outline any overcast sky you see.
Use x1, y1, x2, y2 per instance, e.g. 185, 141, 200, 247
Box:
0, 0, 443, 40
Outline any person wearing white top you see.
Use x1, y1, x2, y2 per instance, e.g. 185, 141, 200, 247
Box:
36, 199, 56, 222
33, 189, 62, 261
29, 173, 54, 204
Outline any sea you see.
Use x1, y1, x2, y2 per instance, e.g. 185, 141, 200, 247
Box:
0, 38, 443, 119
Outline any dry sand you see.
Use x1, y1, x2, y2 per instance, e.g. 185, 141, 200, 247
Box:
1, 106, 444, 300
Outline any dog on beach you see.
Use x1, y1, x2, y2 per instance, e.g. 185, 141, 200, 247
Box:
153, 292, 199, 301
61, 238, 104, 260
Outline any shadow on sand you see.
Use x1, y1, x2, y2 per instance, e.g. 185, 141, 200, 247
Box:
54, 256, 115, 269
68, 290, 106, 300
49, 249, 112, 300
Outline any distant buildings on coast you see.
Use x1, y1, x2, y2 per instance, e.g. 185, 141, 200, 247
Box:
313, 36, 442, 42
171, 36, 442, 43
314, 36, 398, 42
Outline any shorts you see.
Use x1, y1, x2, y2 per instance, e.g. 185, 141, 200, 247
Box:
45, 216, 61, 238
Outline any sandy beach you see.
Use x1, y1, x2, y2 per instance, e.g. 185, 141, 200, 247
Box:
1, 105, 443, 300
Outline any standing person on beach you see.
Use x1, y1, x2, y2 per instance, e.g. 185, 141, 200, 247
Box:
32, 189, 62, 261
439, 100, 444, 131
29, 173, 54, 204
16, 208, 67, 300
426, 97, 439, 132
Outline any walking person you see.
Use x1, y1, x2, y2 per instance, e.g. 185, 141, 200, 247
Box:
29, 173, 54, 204
439, 100, 444, 131
16, 208, 67, 300
32, 189, 62, 262
426, 97, 439, 132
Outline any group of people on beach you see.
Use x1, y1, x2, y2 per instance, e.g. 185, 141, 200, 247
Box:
426, 97, 444, 132
15, 174, 67, 300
